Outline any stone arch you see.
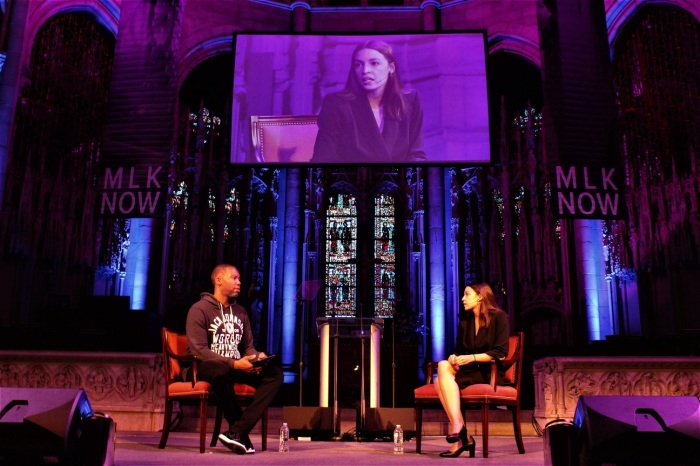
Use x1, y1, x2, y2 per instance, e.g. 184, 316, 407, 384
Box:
607, 0, 700, 54
178, 53, 233, 122
487, 34, 541, 69
486, 50, 543, 160
178, 37, 234, 89
18, 3, 116, 91
27, 1, 119, 38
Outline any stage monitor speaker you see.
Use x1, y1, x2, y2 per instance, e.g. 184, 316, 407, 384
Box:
282, 406, 333, 440
0, 388, 94, 465
544, 419, 580, 466
574, 395, 700, 466
361, 407, 415, 441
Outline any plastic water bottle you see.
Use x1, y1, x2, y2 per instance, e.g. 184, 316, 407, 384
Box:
279, 422, 289, 452
393, 424, 404, 454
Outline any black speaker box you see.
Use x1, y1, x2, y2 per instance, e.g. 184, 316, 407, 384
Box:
282, 406, 334, 440
0, 388, 111, 466
77, 412, 116, 466
360, 407, 415, 441
544, 419, 580, 466
575, 395, 700, 466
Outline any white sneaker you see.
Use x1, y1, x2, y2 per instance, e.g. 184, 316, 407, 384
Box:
218, 430, 246, 455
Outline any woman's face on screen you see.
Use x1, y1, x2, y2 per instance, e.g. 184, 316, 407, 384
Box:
353, 48, 395, 97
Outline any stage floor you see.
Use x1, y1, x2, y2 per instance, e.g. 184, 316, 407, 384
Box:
115, 431, 546, 465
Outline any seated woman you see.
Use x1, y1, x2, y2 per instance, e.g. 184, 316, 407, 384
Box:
433, 283, 509, 457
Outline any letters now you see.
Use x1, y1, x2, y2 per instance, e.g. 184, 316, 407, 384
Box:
557, 191, 619, 216
101, 191, 161, 215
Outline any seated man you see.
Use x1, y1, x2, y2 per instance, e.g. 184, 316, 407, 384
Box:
185, 264, 283, 454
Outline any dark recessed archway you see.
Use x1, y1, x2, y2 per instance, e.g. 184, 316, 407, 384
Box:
179, 53, 233, 118
487, 51, 543, 161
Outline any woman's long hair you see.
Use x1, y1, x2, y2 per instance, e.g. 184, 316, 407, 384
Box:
341, 40, 410, 120
468, 283, 502, 328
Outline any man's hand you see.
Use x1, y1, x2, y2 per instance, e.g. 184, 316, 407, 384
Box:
233, 355, 258, 373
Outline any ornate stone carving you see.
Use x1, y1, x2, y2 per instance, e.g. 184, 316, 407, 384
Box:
534, 356, 700, 428
668, 371, 699, 397
24, 364, 51, 388
153, 356, 166, 410
541, 361, 558, 416
84, 366, 115, 401
54, 365, 82, 388
632, 371, 665, 396
599, 371, 631, 396
0, 351, 161, 431
0, 364, 21, 387
565, 371, 598, 399
116, 366, 148, 401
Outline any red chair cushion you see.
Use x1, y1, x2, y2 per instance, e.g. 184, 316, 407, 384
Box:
168, 381, 257, 398
168, 380, 212, 396
414, 384, 438, 399
233, 383, 257, 396
461, 383, 517, 401
414, 382, 517, 402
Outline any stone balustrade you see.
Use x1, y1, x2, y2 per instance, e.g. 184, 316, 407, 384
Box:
7, 351, 698, 434
0, 350, 163, 431
532, 356, 700, 427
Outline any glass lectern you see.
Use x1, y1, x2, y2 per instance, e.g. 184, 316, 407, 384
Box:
316, 317, 383, 438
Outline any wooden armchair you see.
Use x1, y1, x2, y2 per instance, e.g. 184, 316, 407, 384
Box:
414, 332, 525, 458
158, 327, 267, 453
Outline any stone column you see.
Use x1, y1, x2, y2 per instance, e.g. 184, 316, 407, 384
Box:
426, 167, 447, 360
420, 0, 441, 31
281, 168, 301, 382
0, 0, 29, 209
291, 1, 310, 32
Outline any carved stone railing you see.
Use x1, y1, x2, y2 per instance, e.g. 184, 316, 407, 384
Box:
532, 356, 700, 427
0, 350, 164, 431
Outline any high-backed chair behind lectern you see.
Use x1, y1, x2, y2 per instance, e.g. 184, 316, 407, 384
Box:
250, 115, 318, 163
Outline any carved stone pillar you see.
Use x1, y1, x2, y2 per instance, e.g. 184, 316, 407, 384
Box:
426, 167, 446, 360
281, 168, 301, 382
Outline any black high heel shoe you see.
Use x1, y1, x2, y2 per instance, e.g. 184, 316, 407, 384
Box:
464, 435, 476, 458
445, 425, 466, 444
439, 436, 476, 458
439, 446, 466, 458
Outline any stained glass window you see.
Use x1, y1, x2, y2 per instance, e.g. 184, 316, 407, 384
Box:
325, 194, 357, 317
169, 180, 189, 237
223, 187, 239, 242
374, 194, 395, 318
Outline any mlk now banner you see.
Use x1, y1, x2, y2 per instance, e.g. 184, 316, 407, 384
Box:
99, 164, 166, 217
553, 164, 625, 220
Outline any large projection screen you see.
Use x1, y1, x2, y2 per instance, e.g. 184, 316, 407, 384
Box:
231, 32, 490, 166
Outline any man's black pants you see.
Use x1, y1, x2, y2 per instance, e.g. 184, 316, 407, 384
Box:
188, 359, 283, 434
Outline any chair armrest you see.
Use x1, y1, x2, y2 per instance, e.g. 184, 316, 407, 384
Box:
164, 349, 201, 386
489, 360, 498, 390
191, 357, 203, 384
426, 362, 438, 384
489, 357, 517, 390
500, 356, 517, 368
